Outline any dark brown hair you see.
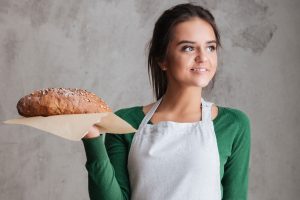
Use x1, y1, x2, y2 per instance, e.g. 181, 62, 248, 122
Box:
147, 3, 221, 100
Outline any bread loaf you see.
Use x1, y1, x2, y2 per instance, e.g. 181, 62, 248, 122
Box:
17, 88, 112, 117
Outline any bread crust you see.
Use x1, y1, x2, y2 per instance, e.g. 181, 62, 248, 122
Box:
17, 88, 112, 117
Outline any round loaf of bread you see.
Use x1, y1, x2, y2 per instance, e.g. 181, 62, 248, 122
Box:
17, 88, 112, 117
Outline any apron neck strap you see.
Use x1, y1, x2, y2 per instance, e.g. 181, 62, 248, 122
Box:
139, 97, 162, 128
201, 98, 213, 122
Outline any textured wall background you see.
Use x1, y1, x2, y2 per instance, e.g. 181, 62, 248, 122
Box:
0, 0, 299, 199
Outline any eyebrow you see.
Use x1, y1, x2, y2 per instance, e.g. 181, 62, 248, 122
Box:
176, 40, 217, 46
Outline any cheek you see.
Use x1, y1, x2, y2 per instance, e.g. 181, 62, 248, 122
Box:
166, 52, 193, 69
210, 54, 218, 68
165, 54, 189, 80
210, 57, 218, 78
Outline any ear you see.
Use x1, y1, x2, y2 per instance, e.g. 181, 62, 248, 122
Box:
158, 60, 167, 71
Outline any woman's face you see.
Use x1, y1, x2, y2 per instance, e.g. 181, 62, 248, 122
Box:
160, 17, 218, 89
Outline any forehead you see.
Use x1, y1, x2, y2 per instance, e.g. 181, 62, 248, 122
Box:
170, 17, 216, 42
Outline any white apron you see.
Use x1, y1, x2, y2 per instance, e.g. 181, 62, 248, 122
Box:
127, 97, 221, 200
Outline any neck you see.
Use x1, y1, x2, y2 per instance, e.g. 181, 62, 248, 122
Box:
157, 85, 202, 115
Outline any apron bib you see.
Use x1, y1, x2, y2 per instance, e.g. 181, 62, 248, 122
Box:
128, 97, 221, 200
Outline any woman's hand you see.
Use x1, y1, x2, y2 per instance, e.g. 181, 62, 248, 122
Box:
84, 124, 102, 139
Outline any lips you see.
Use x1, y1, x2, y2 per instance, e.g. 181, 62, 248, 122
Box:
190, 67, 208, 72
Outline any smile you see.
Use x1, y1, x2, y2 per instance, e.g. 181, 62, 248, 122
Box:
190, 68, 208, 72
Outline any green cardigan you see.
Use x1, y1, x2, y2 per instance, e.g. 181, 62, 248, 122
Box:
82, 105, 251, 200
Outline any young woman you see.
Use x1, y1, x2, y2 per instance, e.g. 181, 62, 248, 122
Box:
82, 3, 251, 200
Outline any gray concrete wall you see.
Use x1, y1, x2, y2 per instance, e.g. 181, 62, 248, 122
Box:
0, 0, 299, 199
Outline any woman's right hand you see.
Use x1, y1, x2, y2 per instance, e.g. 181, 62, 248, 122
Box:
84, 124, 102, 139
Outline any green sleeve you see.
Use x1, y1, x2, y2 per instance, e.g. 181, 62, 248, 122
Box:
221, 111, 251, 200
82, 132, 130, 200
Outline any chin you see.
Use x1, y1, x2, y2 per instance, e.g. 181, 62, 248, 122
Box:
193, 80, 211, 88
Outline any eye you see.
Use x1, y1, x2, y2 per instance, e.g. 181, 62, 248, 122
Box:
182, 46, 194, 52
207, 45, 216, 52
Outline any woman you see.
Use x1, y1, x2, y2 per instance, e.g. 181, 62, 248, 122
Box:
82, 3, 251, 200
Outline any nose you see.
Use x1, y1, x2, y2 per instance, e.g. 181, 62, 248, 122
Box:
194, 48, 208, 63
